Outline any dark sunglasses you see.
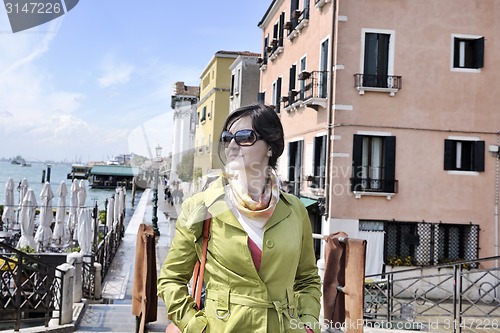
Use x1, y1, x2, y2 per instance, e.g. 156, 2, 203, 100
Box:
220, 129, 262, 147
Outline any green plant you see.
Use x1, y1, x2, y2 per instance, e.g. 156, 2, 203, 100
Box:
387, 255, 416, 267
65, 246, 81, 253
438, 257, 471, 270
17, 245, 36, 254
99, 210, 106, 225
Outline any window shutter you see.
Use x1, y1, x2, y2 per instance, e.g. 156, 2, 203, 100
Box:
364, 33, 378, 75
288, 142, 295, 182
289, 65, 296, 91
313, 137, 318, 177
279, 12, 285, 42
384, 136, 396, 193
276, 77, 282, 113
444, 139, 455, 170
453, 38, 460, 68
474, 140, 485, 172
351, 135, 364, 192
473, 37, 485, 69
377, 34, 390, 77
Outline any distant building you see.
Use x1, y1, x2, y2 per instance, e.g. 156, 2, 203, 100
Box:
170, 82, 199, 182
229, 54, 260, 112
193, 51, 259, 190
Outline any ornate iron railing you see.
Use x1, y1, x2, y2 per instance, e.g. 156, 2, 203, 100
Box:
82, 212, 125, 300
0, 243, 63, 331
354, 73, 402, 90
363, 256, 500, 332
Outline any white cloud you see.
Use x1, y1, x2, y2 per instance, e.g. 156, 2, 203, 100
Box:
97, 55, 135, 88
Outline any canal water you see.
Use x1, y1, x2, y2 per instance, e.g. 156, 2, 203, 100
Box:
0, 161, 143, 214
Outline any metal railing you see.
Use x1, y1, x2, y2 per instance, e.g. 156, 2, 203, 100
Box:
350, 177, 399, 194
0, 243, 63, 331
364, 256, 500, 332
82, 212, 125, 300
354, 73, 402, 91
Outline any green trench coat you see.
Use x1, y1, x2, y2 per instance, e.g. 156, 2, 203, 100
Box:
157, 177, 321, 333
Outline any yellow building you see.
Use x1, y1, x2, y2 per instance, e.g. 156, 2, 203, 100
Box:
194, 51, 259, 187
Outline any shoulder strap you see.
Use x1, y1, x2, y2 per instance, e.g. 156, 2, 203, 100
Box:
192, 212, 212, 309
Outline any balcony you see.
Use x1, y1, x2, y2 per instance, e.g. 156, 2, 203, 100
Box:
315, 0, 331, 10
287, 70, 329, 111
268, 37, 284, 62
287, 8, 310, 41
350, 177, 399, 200
354, 73, 402, 96
257, 56, 268, 71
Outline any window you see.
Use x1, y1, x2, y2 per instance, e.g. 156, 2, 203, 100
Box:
230, 74, 235, 96
235, 68, 241, 94
258, 92, 265, 104
319, 39, 329, 98
363, 32, 390, 88
275, 77, 282, 113
288, 140, 303, 196
351, 134, 397, 193
452, 35, 484, 70
200, 106, 207, 123
444, 139, 484, 172
385, 221, 479, 267
288, 65, 297, 104
299, 56, 307, 100
312, 135, 326, 189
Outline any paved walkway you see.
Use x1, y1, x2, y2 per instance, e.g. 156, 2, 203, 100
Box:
75, 184, 181, 333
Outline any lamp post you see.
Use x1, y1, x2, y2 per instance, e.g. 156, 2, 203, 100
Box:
152, 145, 162, 236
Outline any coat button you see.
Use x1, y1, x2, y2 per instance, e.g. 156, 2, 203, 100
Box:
266, 240, 274, 248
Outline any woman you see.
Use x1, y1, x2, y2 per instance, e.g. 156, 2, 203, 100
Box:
157, 104, 321, 332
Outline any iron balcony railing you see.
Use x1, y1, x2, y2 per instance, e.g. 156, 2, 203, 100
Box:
350, 177, 399, 194
286, 7, 310, 34
282, 70, 329, 109
354, 73, 402, 91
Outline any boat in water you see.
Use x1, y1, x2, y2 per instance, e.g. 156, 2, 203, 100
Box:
67, 163, 91, 180
10, 155, 30, 166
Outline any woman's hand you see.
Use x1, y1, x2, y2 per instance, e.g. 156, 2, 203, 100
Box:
305, 326, 314, 333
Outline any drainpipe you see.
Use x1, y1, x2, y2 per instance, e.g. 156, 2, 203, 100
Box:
495, 132, 499, 267
495, 132, 499, 301
325, 0, 338, 223
317, 0, 339, 315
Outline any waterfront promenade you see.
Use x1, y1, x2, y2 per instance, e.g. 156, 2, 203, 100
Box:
74, 185, 175, 332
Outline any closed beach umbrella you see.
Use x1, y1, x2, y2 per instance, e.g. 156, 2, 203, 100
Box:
18, 178, 29, 214
53, 181, 70, 244
106, 197, 114, 230
18, 178, 29, 204
17, 189, 37, 249
78, 179, 87, 208
2, 178, 16, 230
68, 180, 80, 240
77, 208, 92, 255
34, 182, 54, 249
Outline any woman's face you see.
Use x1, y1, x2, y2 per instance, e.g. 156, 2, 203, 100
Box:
224, 116, 270, 174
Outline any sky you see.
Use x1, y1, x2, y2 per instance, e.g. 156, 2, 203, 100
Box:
0, 0, 270, 163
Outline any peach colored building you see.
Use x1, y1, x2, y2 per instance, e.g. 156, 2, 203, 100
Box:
258, 0, 499, 274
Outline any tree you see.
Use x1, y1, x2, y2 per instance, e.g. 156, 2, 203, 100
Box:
176, 150, 195, 182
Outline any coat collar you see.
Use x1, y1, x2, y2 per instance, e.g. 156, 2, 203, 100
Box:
203, 176, 292, 231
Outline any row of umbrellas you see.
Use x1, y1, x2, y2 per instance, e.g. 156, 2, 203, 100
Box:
2, 178, 88, 252
1, 178, 126, 256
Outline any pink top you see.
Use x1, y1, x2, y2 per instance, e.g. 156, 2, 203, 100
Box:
247, 238, 262, 272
